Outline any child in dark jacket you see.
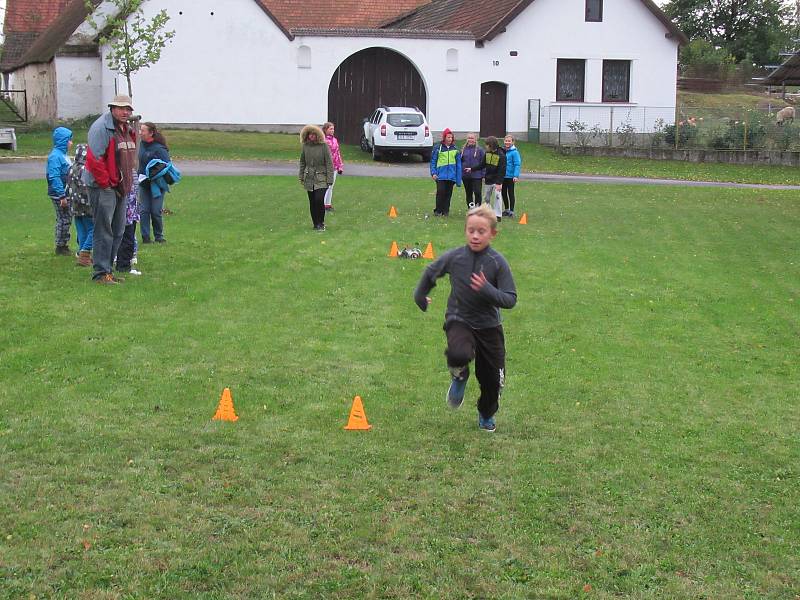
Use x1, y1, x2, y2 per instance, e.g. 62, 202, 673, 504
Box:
46, 126, 74, 255
66, 143, 94, 266
414, 204, 517, 432
461, 133, 485, 209
430, 128, 462, 216
482, 136, 506, 221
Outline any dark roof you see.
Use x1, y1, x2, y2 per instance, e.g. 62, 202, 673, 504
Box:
0, 31, 40, 71
3, 0, 72, 31
291, 27, 473, 40
7, 0, 99, 70
760, 51, 800, 86
383, 0, 688, 44
1, 0, 75, 71
256, 0, 429, 33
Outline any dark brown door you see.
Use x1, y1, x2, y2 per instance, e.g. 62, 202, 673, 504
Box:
328, 48, 427, 145
480, 81, 507, 138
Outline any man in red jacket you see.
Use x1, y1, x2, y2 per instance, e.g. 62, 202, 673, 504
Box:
83, 94, 138, 284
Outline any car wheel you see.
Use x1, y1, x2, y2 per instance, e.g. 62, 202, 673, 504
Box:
360, 134, 370, 152
372, 144, 382, 161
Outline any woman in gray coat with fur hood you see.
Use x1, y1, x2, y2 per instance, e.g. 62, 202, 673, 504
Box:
299, 124, 335, 231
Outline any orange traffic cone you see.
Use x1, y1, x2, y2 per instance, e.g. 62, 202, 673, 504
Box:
388, 206, 398, 218
518, 212, 528, 225
212, 387, 239, 422
422, 242, 435, 259
344, 395, 372, 430
388, 241, 399, 257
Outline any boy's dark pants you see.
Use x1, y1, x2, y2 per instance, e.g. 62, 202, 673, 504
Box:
463, 178, 482, 207
502, 178, 516, 212
445, 321, 505, 419
116, 222, 137, 271
435, 180, 455, 215
50, 197, 72, 247
307, 188, 326, 228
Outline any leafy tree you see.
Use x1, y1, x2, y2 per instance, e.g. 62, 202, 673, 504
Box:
679, 38, 736, 76
83, 0, 175, 97
662, 0, 793, 67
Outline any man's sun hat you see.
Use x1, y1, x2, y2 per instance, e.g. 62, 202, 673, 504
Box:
108, 94, 133, 109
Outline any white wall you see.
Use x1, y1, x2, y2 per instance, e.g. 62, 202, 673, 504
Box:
55, 56, 104, 119
9, 62, 56, 122
87, 0, 678, 136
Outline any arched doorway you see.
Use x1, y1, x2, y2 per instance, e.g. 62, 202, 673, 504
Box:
328, 48, 427, 145
480, 81, 508, 138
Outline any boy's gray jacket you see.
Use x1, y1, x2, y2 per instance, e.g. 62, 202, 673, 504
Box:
414, 245, 517, 329
299, 124, 334, 191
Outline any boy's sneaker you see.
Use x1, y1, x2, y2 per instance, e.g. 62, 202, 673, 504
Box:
446, 369, 469, 409
95, 273, 118, 285
128, 269, 142, 276
478, 415, 496, 432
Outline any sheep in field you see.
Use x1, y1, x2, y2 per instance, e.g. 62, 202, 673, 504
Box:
776, 105, 795, 126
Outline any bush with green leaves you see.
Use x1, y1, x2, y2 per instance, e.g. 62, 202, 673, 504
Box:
664, 121, 699, 148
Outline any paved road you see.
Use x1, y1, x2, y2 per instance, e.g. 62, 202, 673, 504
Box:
2, 157, 799, 190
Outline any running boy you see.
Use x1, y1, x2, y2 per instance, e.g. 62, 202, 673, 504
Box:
413, 204, 517, 432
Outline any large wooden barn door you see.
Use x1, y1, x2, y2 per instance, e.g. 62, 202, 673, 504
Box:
480, 81, 507, 138
328, 48, 427, 145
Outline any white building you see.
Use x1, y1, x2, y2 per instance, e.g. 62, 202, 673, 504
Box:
2, 0, 686, 143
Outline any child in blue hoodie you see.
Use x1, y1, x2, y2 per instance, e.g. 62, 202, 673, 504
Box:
46, 126, 73, 255
502, 134, 521, 217
430, 128, 462, 216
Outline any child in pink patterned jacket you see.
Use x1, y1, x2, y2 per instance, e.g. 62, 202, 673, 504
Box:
322, 122, 344, 211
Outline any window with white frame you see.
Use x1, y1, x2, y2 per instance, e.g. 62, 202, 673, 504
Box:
602, 60, 630, 102
556, 59, 585, 102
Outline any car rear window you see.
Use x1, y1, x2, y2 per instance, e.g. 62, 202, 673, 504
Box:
387, 113, 424, 127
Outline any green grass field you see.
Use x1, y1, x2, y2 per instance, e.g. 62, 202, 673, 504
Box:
1, 176, 798, 598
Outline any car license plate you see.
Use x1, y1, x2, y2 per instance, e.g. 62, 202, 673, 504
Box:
396, 131, 416, 139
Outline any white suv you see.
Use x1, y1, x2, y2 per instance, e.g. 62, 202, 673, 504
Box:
360, 106, 433, 161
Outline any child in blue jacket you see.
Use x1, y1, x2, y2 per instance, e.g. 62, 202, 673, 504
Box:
502, 135, 521, 217
46, 126, 74, 255
430, 128, 462, 216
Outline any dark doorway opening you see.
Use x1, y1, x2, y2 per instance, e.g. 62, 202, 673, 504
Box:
328, 48, 427, 145
480, 81, 507, 138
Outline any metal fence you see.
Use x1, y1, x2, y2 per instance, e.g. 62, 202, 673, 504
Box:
0, 90, 28, 123
539, 102, 800, 152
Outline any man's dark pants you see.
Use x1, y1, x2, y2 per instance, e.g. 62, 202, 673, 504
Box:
89, 186, 126, 280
